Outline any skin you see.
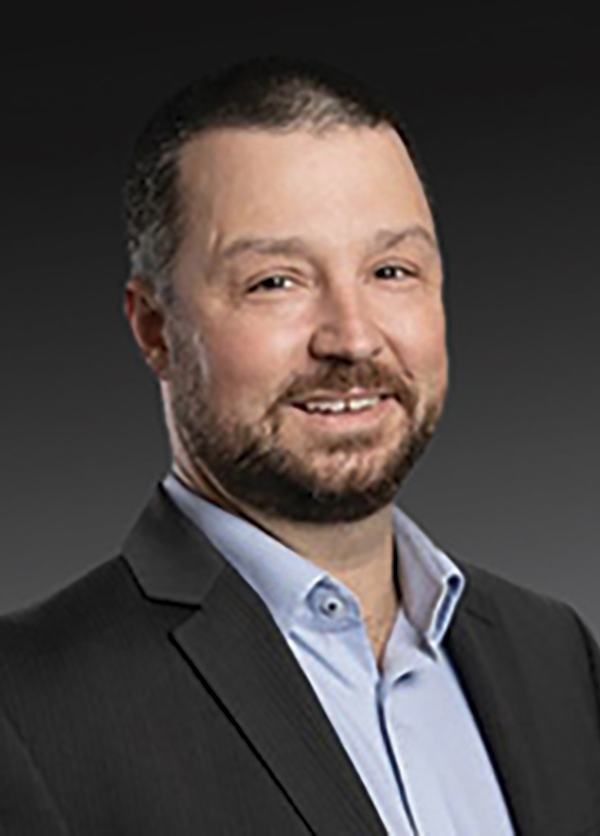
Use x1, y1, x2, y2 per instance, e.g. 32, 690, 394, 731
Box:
125, 124, 447, 665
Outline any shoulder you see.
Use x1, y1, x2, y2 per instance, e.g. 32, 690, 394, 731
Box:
456, 558, 568, 612
0, 555, 179, 698
455, 557, 588, 633
453, 558, 600, 681
456, 556, 573, 612
0, 557, 136, 655
0, 553, 196, 751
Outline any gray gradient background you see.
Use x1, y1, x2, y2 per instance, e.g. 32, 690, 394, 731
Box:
2, 10, 599, 637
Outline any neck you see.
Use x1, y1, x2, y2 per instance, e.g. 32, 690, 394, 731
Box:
262, 504, 399, 668
172, 458, 400, 666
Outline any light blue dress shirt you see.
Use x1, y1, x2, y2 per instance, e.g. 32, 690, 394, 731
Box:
163, 473, 514, 835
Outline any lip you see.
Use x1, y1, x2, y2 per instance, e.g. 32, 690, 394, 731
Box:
288, 393, 397, 429
290, 389, 393, 406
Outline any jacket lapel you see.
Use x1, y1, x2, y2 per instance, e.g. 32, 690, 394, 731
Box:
123, 485, 387, 836
445, 569, 540, 836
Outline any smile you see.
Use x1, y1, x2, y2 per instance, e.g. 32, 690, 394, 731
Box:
288, 393, 398, 430
295, 395, 387, 415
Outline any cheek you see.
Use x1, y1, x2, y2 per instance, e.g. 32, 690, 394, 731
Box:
418, 313, 448, 398
201, 318, 304, 409
387, 301, 447, 383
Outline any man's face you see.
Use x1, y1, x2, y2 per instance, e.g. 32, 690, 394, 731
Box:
163, 125, 447, 523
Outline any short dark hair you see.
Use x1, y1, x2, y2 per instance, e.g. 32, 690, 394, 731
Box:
124, 55, 431, 307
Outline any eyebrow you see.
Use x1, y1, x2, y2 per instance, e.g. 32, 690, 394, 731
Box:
372, 225, 439, 255
218, 223, 439, 262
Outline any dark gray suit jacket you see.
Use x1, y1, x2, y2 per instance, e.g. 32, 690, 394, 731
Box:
1, 485, 600, 834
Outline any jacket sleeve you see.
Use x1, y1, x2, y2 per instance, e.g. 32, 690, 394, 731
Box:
0, 708, 68, 835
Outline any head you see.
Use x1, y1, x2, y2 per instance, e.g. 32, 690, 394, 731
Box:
124, 56, 448, 524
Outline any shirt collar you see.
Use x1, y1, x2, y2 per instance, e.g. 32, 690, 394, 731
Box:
391, 505, 464, 648
162, 472, 464, 649
163, 472, 325, 636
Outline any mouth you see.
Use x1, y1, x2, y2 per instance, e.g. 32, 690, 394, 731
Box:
293, 392, 390, 414
288, 390, 397, 426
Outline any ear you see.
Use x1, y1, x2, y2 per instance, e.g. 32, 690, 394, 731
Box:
124, 276, 169, 379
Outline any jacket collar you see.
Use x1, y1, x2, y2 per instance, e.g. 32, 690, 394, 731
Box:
123, 483, 564, 836
444, 580, 533, 834
123, 484, 387, 835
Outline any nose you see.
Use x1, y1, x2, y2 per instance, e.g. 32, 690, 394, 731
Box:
308, 284, 385, 363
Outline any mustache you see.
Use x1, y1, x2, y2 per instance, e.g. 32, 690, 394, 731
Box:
277, 361, 419, 414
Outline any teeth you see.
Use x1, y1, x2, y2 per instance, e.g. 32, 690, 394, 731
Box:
302, 396, 381, 414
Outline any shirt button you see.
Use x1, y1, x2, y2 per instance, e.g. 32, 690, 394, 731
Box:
308, 584, 349, 620
319, 595, 344, 617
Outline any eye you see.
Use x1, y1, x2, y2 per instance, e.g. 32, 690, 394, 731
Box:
374, 264, 415, 281
248, 274, 295, 293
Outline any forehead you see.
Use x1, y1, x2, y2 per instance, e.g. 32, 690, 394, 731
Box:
176, 125, 434, 251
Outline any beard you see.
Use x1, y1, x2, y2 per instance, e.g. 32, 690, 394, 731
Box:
166, 318, 445, 524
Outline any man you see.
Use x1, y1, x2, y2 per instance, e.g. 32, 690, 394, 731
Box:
1, 57, 599, 836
